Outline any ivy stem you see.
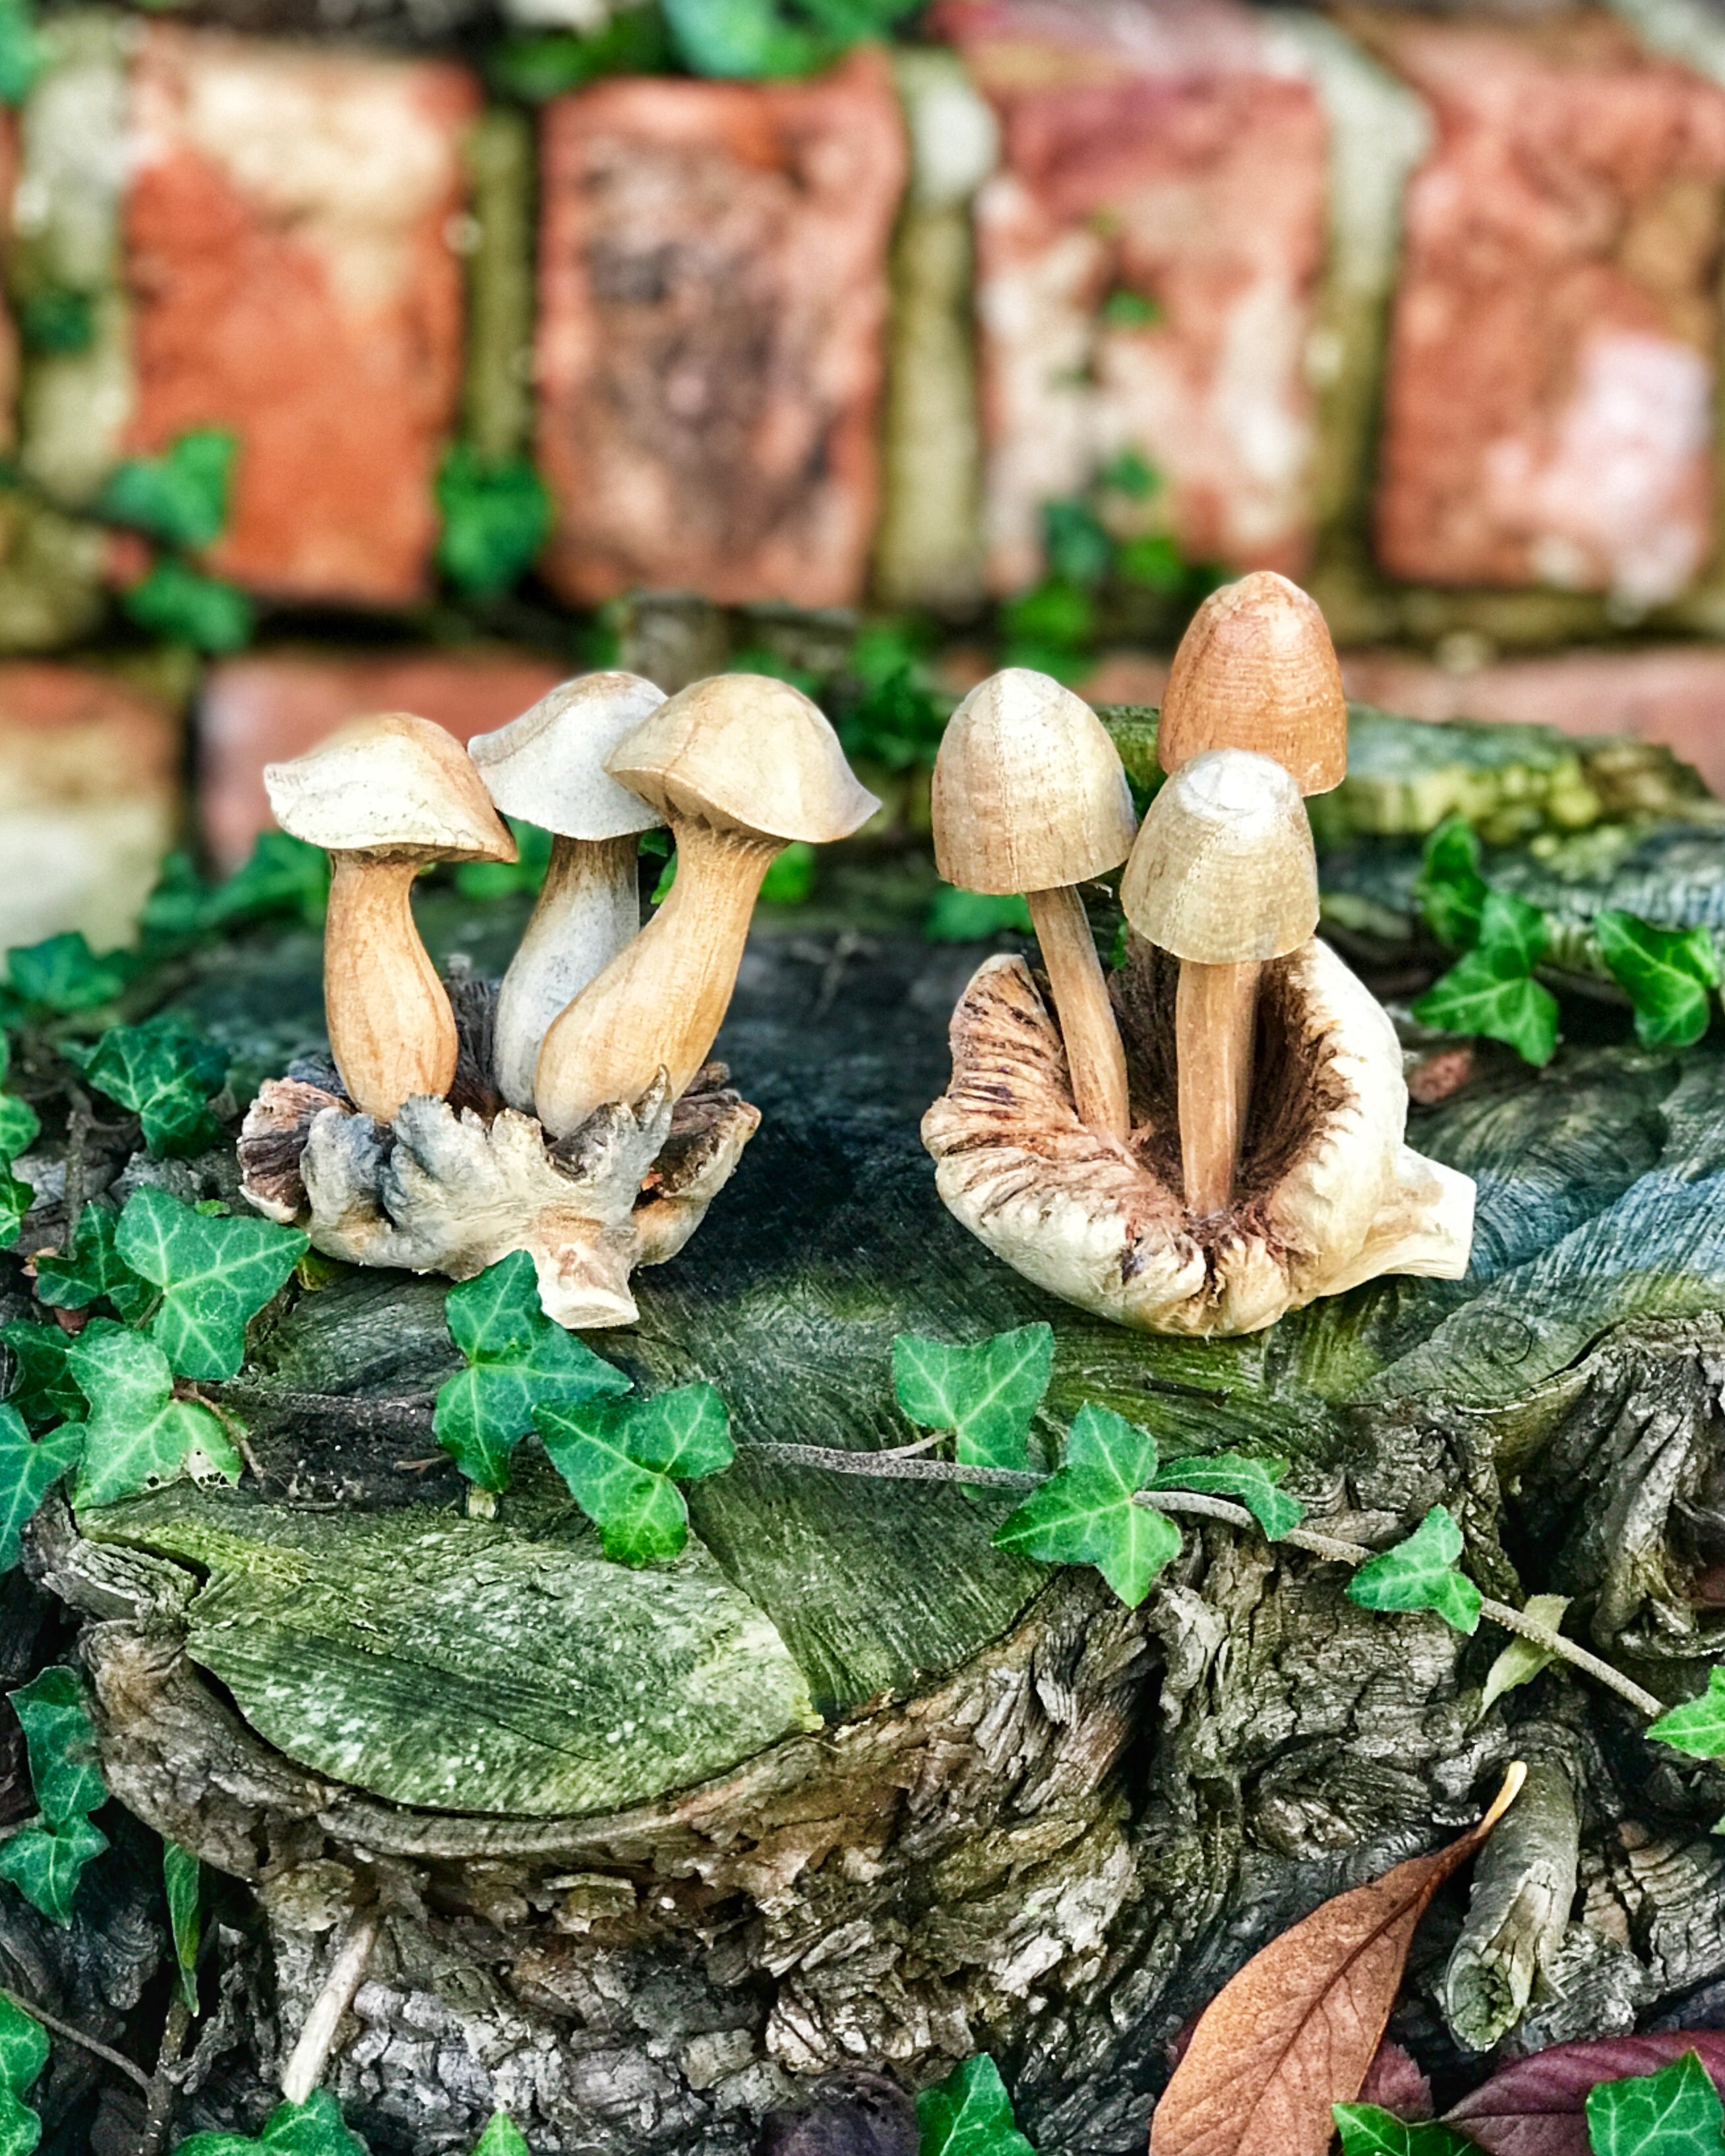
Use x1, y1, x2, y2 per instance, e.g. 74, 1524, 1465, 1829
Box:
0, 1982, 150, 2090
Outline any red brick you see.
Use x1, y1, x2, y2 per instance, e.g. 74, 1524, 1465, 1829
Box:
534, 50, 905, 609
1367, 11, 1725, 607
943, 0, 1327, 589
0, 665, 181, 949
198, 649, 566, 870
1341, 644, 1725, 794
124, 28, 478, 607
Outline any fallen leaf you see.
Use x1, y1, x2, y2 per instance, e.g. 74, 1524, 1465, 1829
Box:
1443, 2031, 1725, 2155
1149, 1764, 1525, 2156
1360, 2039, 1436, 2122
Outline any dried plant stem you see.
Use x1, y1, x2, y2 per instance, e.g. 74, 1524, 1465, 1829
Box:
137, 1991, 193, 2156
0, 1983, 150, 2090
279, 1909, 381, 2106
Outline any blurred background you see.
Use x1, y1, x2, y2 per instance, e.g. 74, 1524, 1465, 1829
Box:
1, 0, 1724, 952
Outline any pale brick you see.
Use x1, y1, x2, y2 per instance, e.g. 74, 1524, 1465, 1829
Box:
124, 27, 478, 606
533, 50, 905, 609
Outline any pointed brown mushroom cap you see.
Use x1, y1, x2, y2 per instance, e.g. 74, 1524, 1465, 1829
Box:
932, 667, 1137, 895
1121, 747, 1317, 963
469, 671, 668, 839
605, 673, 879, 845
266, 711, 516, 863
1157, 572, 1347, 796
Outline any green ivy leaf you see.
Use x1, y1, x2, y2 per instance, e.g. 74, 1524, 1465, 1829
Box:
1479, 1593, 1570, 1716
435, 444, 552, 599
1595, 911, 1720, 1051
164, 1842, 202, 2011
97, 429, 237, 551
471, 2118, 530, 2156
660, 0, 821, 76
6, 932, 132, 1014
67, 1322, 240, 1509
1099, 287, 1161, 329
0, 1412, 81, 1571
0, 1814, 107, 1924
759, 843, 816, 906
0, 1096, 38, 1167
924, 888, 1035, 942
122, 561, 254, 655
173, 2089, 371, 2155
206, 833, 330, 931
1347, 1506, 1482, 1636
1149, 1452, 1302, 1539
1415, 816, 1490, 951
0, 2087, 40, 2156
1332, 2105, 1474, 2155
0, 0, 42, 107
34, 1203, 153, 1320
485, 7, 673, 98
915, 2054, 1037, 2156
433, 1251, 628, 1493
537, 1385, 733, 1565
0, 1993, 47, 2098
73, 1025, 229, 1158
992, 1403, 1180, 1609
115, 1187, 307, 1381
892, 1325, 1054, 1474
1043, 498, 1114, 589
1411, 890, 1559, 1067
1585, 2049, 1724, 2155
1649, 1667, 1725, 1760
0, 1325, 84, 1431
9, 1666, 103, 1824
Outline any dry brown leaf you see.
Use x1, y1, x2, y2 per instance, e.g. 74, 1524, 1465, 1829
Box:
1149, 1763, 1525, 2156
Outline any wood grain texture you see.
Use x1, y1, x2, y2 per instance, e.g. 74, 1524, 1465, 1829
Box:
1026, 883, 1130, 1141
491, 831, 641, 1112
1175, 957, 1260, 1216
321, 855, 457, 1119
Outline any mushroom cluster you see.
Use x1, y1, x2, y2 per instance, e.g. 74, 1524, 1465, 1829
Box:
238, 674, 878, 1328
922, 572, 1475, 1336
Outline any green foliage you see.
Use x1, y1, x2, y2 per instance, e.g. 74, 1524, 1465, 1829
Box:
66, 1321, 241, 1508
892, 1323, 1054, 1474
998, 578, 1094, 679
114, 1187, 307, 1381
433, 1251, 628, 1493
1332, 2107, 1473, 2155
924, 889, 1033, 942
1347, 1505, 1482, 1636
1595, 911, 1720, 1051
1412, 888, 1559, 1067
123, 561, 255, 654
0, 1994, 47, 2156
1043, 499, 1114, 590
661, 0, 919, 79
0, 1325, 83, 1431
164, 1841, 202, 2010
69, 1024, 229, 1157
915, 2054, 1037, 2156
1585, 2050, 1724, 2155
835, 623, 949, 772
487, 3, 673, 98
0, 1040, 39, 1249
0, 1409, 80, 1569
1099, 287, 1161, 328
1648, 1667, 1725, 1761
994, 1402, 1178, 1607
1115, 533, 1188, 594
0, 1812, 107, 1925
18, 286, 93, 356
0, 0, 39, 105
435, 444, 553, 599
10, 1667, 104, 1824
144, 833, 332, 945
537, 1383, 734, 1564
1148, 1452, 1302, 1539
760, 842, 817, 906
172, 2090, 370, 2155
470, 2119, 530, 2156
6, 932, 133, 1015
98, 430, 237, 551
454, 818, 552, 900
1415, 816, 1490, 951
34, 1203, 153, 1321
1478, 1593, 1569, 1716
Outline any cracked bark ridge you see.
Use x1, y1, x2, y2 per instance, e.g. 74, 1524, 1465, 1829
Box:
922, 937, 1472, 1334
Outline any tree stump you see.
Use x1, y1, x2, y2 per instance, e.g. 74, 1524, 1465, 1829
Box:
19, 875, 1725, 2153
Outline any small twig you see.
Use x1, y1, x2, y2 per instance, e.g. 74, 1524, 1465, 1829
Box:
136, 1991, 193, 2156
0, 1983, 150, 2091
61, 1084, 94, 1242
279, 1909, 380, 2105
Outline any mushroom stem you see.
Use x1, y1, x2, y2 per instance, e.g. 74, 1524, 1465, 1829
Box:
325, 855, 457, 1122
1175, 957, 1261, 1216
535, 821, 779, 1139
494, 833, 642, 1113
1025, 885, 1130, 1141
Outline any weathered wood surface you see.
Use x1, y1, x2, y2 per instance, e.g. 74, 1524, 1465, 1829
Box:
18, 777, 1725, 2153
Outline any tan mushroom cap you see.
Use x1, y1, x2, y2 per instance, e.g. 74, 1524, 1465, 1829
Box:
605, 673, 879, 845
932, 667, 1137, 895
1121, 747, 1317, 965
266, 711, 516, 863
1157, 572, 1347, 796
469, 672, 667, 840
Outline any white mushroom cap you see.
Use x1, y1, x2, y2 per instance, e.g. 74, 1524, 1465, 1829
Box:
932, 667, 1136, 895
266, 711, 516, 864
468, 672, 668, 840
1120, 747, 1317, 964
606, 673, 879, 845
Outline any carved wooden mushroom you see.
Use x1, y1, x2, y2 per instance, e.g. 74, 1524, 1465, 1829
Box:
533, 674, 879, 1139
265, 714, 515, 1122
1120, 748, 1317, 1216
932, 669, 1137, 1139
468, 673, 667, 1114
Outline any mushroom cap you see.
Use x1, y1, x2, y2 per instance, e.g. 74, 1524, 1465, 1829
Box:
932, 667, 1137, 895
468, 671, 668, 839
605, 673, 879, 845
1157, 572, 1347, 797
265, 711, 516, 864
1120, 747, 1317, 964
